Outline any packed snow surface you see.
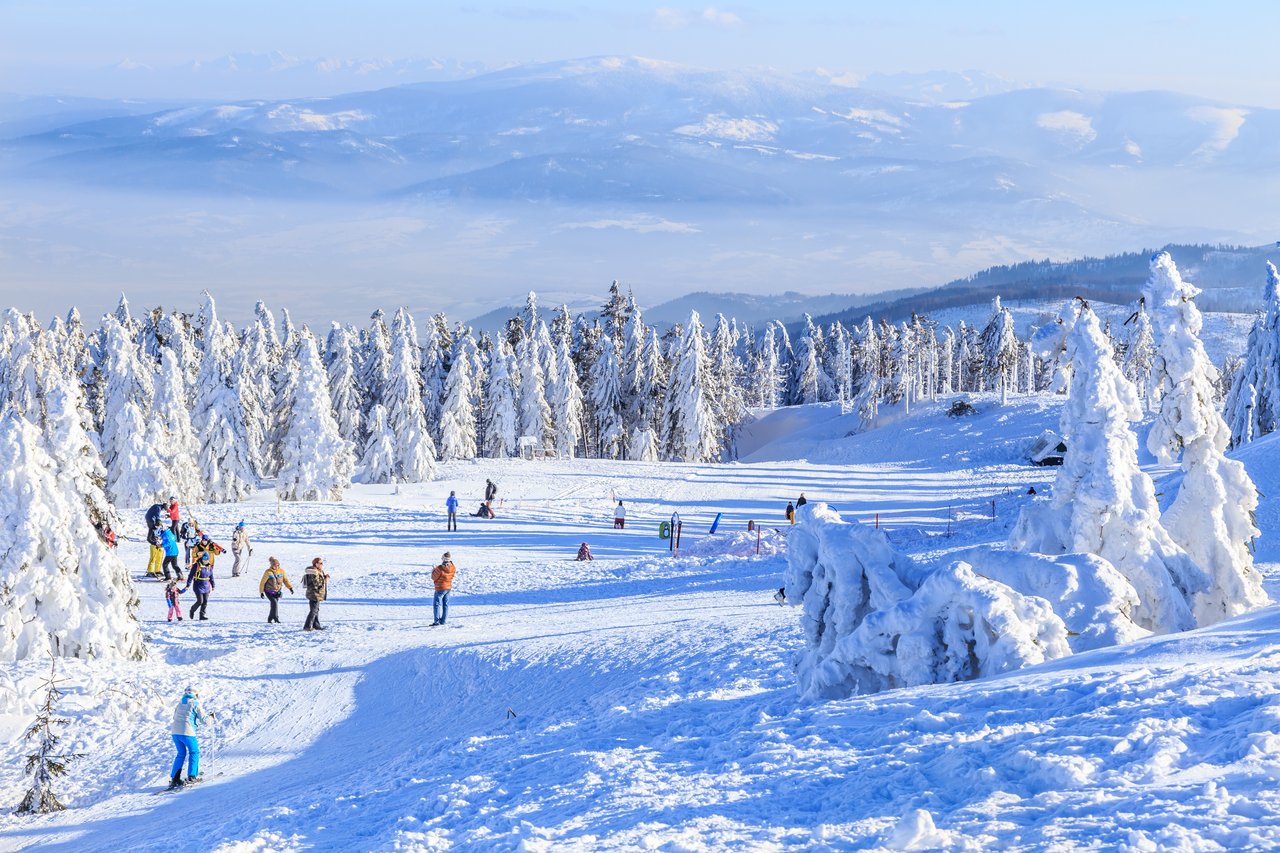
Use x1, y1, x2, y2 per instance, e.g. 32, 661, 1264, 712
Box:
3, 394, 1280, 851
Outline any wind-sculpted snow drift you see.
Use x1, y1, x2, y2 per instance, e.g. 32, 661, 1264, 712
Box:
784, 503, 1147, 699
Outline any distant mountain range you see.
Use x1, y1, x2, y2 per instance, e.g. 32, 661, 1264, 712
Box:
2, 56, 1278, 323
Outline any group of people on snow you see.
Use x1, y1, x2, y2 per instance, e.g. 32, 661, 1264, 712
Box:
785, 492, 807, 523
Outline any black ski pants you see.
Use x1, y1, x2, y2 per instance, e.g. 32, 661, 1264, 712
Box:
304, 600, 323, 630
189, 592, 210, 620
265, 590, 282, 623
447, 511, 457, 532
162, 556, 179, 580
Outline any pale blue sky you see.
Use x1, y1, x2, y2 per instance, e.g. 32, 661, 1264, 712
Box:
3, 1, 1279, 104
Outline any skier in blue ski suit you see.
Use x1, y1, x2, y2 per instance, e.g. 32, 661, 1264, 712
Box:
169, 687, 211, 788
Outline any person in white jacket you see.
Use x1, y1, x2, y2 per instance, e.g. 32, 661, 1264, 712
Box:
168, 686, 212, 788
231, 521, 252, 578
613, 500, 626, 530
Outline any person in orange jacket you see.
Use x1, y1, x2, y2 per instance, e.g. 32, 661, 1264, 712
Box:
432, 552, 457, 626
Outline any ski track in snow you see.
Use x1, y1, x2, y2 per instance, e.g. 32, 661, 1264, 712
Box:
3, 395, 1280, 851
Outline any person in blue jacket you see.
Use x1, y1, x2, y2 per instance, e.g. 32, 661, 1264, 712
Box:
168, 685, 212, 788
185, 551, 216, 621
160, 526, 181, 581
446, 491, 459, 532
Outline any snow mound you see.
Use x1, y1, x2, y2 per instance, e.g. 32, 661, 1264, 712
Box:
951, 548, 1148, 651
784, 503, 1070, 699
679, 527, 787, 558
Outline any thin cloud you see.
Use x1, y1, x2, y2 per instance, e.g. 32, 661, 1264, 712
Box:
653, 6, 744, 31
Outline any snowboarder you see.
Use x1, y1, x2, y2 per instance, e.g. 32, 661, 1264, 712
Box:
160, 524, 181, 581
164, 579, 184, 622
185, 551, 215, 620
168, 686, 211, 789
231, 521, 252, 577
167, 496, 182, 537
576, 542, 594, 561
432, 552, 456, 626
796, 493, 807, 509
484, 479, 497, 503
446, 491, 459, 532
785, 502, 795, 524
258, 557, 294, 624
302, 557, 329, 631
613, 500, 626, 530
146, 520, 166, 578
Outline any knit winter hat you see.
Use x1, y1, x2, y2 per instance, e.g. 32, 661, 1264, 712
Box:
442, 552, 451, 561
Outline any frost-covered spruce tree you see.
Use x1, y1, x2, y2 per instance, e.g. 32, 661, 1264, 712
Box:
0, 412, 143, 662
0, 309, 50, 418
482, 339, 520, 457
662, 311, 719, 462
979, 297, 1019, 404
191, 319, 258, 504
1121, 299, 1157, 409
552, 338, 584, 459
276, 331, 356, 501
589, 335, 624, 458
325, 323, 362, 445
154, 349, 204, 502
383, 309, 437, 480
517, 332, 552, 449
421, 315, 450, 441
359, 309, 391, 420
1224, 262, 1280, 448
1010, 304, 1207, 633
1143, 252, 1268, 623
39, 375, 118, 533
357, 403, 398, 483
97, 316, 169, 507
439, 342, 478, 461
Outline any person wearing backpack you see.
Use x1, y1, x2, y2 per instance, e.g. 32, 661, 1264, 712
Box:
185, 551, 216, 620
484, 479, 497, 503
231, 521, 252, 577
146, 520, 166, 578
302, 557, 329, 631
258, 557, 294, 624
180, 520, 200, 567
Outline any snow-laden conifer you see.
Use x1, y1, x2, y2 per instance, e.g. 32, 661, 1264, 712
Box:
482, 339, 520, 458
357, 403, 398, 483
589, 335, 624, 458
276, 331, 356, 501
0, 412, 143, 662
1143, 252, 1269, 623
439, 341, 478, 461
39, 375, 118, 532
662, 311, 718, 462
551, 338, 584, 459
153, 349, 203, 502
1224, 263, 1280, 447
1009, 304, 1207, 633
383, 309, 437, 481
325, 323, 362, 445
517, 331, 552, 449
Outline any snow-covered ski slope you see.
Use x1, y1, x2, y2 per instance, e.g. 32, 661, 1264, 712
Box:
4, 393, 1280, 852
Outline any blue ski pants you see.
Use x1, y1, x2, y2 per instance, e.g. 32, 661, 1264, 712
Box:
171, 734, 200, 778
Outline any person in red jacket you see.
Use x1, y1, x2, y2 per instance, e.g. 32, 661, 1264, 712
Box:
432, 552, 456, 626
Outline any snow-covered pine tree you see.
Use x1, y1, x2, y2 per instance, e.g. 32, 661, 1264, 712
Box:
551, 338, 584, 458
482, 338, 520, 458
421, 313, 451, 441
97, 316, 168, 507
190, 320, 259, 504
978, 297, 1019, 404
1010, 303, 1207, 634
38, 374, 118, 533
359, 309, 391, 422
1120, 298, 1157, 409
589, 335, 624, 458
357, 403, 398, 483
1143, 252, 1268, 623
517, 330, 552, 450
383, 309, 437, 481
709, 314, 747, 449
325, 322, 363, 446
439, 339, 478, 462
1224, 262, 1280, 448
600, 280, 628, 346
276, 330, 356, 501
938, 327, 955, 396
0, 411, 143, 662
662, 311, 719, 462
153, 348, 203, 502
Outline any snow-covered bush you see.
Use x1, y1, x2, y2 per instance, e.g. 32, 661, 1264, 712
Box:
785, 503, 1070, 699
0, 412, 143, 662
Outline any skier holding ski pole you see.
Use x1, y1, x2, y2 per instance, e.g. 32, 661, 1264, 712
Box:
168, 685, 214, 789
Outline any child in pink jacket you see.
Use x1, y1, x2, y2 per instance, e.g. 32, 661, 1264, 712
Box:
165, 579, 184, 622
